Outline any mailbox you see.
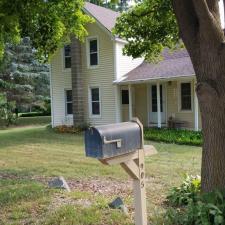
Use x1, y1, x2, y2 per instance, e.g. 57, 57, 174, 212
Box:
85, 121, 143, 159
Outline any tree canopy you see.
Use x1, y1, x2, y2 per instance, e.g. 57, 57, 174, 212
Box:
0, 0, 93, 61
114, 0, 180, 61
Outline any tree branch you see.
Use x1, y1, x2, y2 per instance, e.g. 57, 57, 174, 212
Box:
193, 0, 224, 44
172, 0, 199, 53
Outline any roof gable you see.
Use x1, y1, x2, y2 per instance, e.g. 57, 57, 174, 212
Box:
84, 2, 120, 33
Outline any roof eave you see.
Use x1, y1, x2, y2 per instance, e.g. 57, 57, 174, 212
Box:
113, 74, 196, 85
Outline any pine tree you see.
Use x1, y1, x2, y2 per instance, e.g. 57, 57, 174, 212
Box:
0, 37, 50, 115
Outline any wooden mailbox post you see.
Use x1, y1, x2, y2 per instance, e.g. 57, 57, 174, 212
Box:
85, 118, 157, 225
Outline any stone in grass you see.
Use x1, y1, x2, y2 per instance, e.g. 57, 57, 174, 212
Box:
108, 197, 129, 215
48, 176, 71, 192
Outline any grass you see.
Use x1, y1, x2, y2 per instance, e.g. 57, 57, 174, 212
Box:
0, 126, 202, 224
0, 116, 51, 129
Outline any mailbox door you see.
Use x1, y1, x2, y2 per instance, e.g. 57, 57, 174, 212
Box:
85, 128, 103, 158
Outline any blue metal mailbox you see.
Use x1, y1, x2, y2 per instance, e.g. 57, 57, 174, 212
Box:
85, 121, 142, 159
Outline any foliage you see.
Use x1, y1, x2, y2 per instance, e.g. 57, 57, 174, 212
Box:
54, 124, 90, 134
166, 190, 225, 225
167, 175, 201, 207
0, 0, 93, 61
19, 112, 50, 118
0, 94, 17, 126
165, 176, 225, 225
114, 0, 179, 61
144, 128, 202, 146
0, 37, 50, 116
87, 0, 135, 12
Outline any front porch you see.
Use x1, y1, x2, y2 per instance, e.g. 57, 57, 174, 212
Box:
116, 79, 201, 131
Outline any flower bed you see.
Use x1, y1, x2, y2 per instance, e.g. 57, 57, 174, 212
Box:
144, 128, 202, 146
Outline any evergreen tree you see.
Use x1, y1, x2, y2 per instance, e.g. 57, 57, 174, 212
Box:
0, 37, 50, 114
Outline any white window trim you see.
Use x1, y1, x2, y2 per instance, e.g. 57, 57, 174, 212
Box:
62, 46, 71, 72
65, 89, 73, 116
86, 36, 99, 69
177, 81, 194, 113
88, 86, 101, 118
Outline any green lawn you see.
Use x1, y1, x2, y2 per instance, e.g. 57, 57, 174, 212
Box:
0, 126, 202, 225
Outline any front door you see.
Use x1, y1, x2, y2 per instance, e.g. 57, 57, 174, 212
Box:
149, 84, 166, 124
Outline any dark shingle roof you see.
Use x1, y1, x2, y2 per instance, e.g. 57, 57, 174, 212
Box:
84, 2, 120, 32
116, 49, 195, 83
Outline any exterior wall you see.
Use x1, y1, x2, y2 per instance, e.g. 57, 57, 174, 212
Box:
50, 22, 145, 127
129, 79, 202, 130
82, 22, 117, 126
115, 42, 144, 80
50, 49, 73, 126
167, 80, 195, 129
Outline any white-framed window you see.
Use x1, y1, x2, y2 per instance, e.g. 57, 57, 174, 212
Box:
87, 37, 99, 67
65, 90, 73, 115
89, 87, 101, 117
179, 82, 193, 111
64, 45, 71, 69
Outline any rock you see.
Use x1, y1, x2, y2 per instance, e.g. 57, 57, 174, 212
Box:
120, 204, 129, 215
109, 197, 123, 209
108, 197, 129, 215
48, 176, 71, 192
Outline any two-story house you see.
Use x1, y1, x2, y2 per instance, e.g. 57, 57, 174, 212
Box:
51, 2, 220, 131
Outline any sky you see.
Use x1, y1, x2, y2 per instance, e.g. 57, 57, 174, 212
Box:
219, 0, 224, 28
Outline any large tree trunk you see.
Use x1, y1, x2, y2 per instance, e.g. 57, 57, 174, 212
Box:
172, 0, 225, 192
71, 37, 84, 127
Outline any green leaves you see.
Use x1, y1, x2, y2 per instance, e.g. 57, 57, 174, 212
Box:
166, 179, 225, 225
113, 0, 180, 61
0, 0, 93, 61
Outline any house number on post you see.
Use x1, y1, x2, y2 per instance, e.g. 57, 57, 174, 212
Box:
84, 118, 157, 225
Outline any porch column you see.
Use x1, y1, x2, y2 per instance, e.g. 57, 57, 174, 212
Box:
194, 86, 199, 131
157, 82, 161, 128
115, 85, 121, 123
129, 84, 133, 120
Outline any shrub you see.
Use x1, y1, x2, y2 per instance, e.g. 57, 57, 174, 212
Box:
54, 123, 90, 134
165, 176, 225, 225
144, 128, 202, 146
0, 98, 17, 127
19, 111, 50, 117
167, 175, 201, 206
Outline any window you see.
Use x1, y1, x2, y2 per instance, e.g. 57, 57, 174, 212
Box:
90, 87, 100, 116
65, 90, 73, 115
64, 45, 71, 69
151, 85, 163, 112
122, 90, 129, 104
88, 38, 98, 66
180, 82, 192, 110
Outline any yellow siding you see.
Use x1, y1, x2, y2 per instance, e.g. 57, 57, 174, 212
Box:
50, 22, 116, 126
82, 23, 116, 125
167, 80, 196, 129
50, 49, 73, 126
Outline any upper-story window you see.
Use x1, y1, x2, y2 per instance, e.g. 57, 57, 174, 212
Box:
88, 38, 99, 67
64, 45, 71, 69
180, 82, 192, 111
